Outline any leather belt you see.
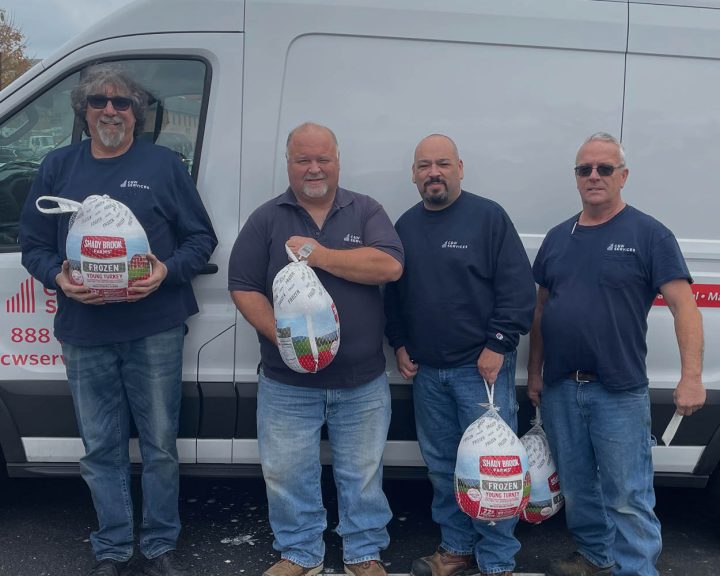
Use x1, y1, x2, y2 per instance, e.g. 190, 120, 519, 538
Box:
569, 370, 598, 383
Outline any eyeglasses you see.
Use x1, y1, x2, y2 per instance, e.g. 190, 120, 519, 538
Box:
86, 95, 133, 111
574, 163, 625, 178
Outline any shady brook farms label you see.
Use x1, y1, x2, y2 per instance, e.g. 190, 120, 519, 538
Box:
67, 235, 150, 301
58, 195, 152, 302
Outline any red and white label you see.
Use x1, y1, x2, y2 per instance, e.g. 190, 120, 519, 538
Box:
654, 284, 720, 308
479, 455, 523, 477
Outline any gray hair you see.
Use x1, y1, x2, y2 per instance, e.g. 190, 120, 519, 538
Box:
286, 122, 339, 159
70, 64, 150, 137
582, 132, 627, 166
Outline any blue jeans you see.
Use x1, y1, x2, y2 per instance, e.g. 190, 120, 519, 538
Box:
257, 372, 392, 567
62, 325, 185, 562
413, 352, 520, 574
541, 379, 661, 576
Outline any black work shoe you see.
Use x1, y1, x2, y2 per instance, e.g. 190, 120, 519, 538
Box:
547, 552, 613, 576
142, 551, 190, 576
411, 547, 478, 576
88, 559, 129, 576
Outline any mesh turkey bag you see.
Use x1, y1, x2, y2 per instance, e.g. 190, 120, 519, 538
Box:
519, 406, 564, 524
36, 194, 151, 302
272, 243, 340, 373
455, 381, 531, 522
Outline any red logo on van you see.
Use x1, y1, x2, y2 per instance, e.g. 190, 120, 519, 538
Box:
654, 284, 720, 308
5, 277, 36, 314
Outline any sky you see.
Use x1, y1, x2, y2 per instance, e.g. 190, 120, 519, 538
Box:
2, 0, 136, 59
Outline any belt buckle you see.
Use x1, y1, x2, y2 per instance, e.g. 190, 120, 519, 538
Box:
575, 370, 590, 383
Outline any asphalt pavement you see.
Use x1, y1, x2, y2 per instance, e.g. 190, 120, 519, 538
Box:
0, 474, 718, 575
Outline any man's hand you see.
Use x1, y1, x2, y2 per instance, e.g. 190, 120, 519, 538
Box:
286, 236, 325, 266
55, 260, 105, 305
674, 375, 706, 416
395, 346, 418, 380
477, 348, 504, 385
127, 254, 167, 301
527, 372, 544, 407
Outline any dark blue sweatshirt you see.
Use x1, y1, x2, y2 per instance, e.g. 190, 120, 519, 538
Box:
384, 191, 535, 368
20, 139, 217, 346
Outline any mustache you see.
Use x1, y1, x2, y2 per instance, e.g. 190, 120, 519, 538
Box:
424, 176, 446, 190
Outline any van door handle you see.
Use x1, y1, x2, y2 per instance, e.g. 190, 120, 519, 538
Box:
200, 263, 219, 275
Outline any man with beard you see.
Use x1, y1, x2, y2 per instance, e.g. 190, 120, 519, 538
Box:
229, 122, 403, 576
20, 65, 217, 576
384, 134, 535, 576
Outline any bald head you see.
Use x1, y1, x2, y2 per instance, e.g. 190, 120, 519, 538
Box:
412, 134, 464, 210
414, 134, 459, 162
286, 122, 339, 159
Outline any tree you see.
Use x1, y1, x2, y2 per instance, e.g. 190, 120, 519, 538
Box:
0, 9, 33, 90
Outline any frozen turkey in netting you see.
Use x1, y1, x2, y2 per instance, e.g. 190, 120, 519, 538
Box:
519, 407, 564, 524
455, 384, 531, 522
272, 244, 340, 373
36, 194, 151, 302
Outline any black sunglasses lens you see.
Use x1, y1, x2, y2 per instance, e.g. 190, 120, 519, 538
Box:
575, 165, 593, 177
111, 97, 132, 111
87, 95, 132, 111
575, 164, 617, 177
87, 96, 108, 109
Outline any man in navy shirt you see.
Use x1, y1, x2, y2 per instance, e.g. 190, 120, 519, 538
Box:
229, 122, 403, 576
21, 65, 217, 576
527, 132, 705, 576
384, 134, 535, 576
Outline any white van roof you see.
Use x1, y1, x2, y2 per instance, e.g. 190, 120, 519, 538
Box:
43, 0, 245, 68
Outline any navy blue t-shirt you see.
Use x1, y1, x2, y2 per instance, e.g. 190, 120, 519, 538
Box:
533, 205, 691, 391
228, 187, 404, 389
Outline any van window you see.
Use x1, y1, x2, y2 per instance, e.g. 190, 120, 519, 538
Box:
0, 59, 208, 252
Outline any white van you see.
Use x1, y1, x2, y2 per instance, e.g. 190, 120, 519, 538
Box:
0, 0, 718, 492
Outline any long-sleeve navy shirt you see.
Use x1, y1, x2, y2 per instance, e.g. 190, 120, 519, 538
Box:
384, 191, 535, 368
20, 139, 217, 346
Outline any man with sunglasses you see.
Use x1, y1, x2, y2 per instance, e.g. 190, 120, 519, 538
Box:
20, 65, 217, 576
527, 132, 705, 576
384, 134, 536, 576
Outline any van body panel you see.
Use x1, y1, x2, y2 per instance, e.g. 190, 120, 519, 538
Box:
0, 0, 718, 487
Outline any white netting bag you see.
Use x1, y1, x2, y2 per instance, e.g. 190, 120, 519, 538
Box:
272, 243, 340, 373
36, 194, 151, 302
519, 406, 564, 524
455, 380, 531, 522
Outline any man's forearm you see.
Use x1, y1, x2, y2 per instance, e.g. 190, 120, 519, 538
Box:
231, 290, 277, 344
315, 247, 402, 285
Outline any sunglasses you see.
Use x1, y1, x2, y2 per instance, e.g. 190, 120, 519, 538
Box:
574, 163, 624, 178
86, 95, 133, 111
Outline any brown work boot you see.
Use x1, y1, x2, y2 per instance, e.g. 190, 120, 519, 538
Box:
547, 552, 613, 576
410, 547, 478, 576
262, 559, 324, 576
344, 560, 387, 576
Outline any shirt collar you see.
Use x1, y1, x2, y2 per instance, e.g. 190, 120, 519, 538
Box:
276, 186, 354, 209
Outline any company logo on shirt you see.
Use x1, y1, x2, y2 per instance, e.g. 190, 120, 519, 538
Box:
441, 240, 468, 249
495, 332, 504, 341
343, 233, 362, 245
606, 243, 636, 253
119, 179, 151, 190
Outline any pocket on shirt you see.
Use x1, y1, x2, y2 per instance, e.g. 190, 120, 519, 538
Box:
599, 252, 645, 289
